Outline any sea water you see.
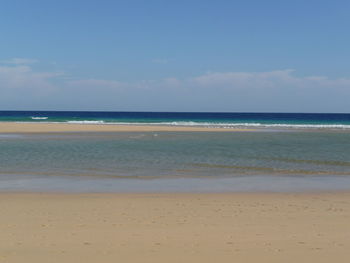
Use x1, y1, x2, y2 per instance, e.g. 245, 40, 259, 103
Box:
0, 123, 350, 192
1, 111, 350, 129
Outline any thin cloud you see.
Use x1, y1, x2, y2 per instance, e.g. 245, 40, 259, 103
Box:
0, 63, 349, 112
67, 79, 124, 89
0, 65, 62, 96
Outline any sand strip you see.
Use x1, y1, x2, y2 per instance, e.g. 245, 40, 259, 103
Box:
0, 192, 349, 263
0, 122, 252, 133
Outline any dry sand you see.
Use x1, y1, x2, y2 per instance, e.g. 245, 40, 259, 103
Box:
0, 122, 251, 133
0, 192, 349, 263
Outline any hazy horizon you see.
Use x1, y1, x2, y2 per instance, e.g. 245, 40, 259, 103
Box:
1, 109, 350, 114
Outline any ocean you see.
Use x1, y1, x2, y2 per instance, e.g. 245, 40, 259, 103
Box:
0, 111, 350, 192
1, 111, 350, 129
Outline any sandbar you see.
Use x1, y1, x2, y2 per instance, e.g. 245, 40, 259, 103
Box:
0, 122, 252, 133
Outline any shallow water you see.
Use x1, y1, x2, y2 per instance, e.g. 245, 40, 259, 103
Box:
0, 130, 350, 192
1, 174, 350, 193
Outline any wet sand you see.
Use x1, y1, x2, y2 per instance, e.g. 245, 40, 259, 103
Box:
0, 192, 349, 263
0, 122, 251, 133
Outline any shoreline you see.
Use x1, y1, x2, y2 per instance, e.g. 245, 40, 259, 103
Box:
0, 122, 253, 133
1, 192, 349, 263
2, 174, 350, 193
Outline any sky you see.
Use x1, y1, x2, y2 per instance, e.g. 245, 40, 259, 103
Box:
0, 0, 350, 113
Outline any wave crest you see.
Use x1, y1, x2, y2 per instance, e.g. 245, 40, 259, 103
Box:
31, 116, 48, 120
66, 120, 105, 124
17, 119, 350, 129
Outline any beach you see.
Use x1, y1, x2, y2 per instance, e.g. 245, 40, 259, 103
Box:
2, 0, 349, 261
1, 121, 350, 262
1, 192, 349, 263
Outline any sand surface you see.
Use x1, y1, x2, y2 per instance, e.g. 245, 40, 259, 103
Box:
0, 192, 349, 263
0, 122, 251, 133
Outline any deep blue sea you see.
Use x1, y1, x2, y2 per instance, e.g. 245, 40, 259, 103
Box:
1, 111, 350, 192
1, 111, 350, 129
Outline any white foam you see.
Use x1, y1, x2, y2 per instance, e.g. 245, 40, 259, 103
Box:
18, 119, 350, 129
31, 116, 48, 120
115, 121, 350, 129
66, 120, 105, 124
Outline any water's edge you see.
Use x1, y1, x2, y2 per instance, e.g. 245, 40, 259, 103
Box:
1, 174, 350, 193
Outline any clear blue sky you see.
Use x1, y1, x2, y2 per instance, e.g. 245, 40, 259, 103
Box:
1, 0, 349, 112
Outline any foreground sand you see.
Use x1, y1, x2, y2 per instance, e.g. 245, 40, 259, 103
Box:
0, 122, 251, 133
0, 192, 349, 263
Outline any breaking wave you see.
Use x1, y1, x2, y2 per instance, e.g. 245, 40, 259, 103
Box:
31, 116, 48, 120
15, 119, 350, 129
64, 120, 350, 129
66, 120, 106, 124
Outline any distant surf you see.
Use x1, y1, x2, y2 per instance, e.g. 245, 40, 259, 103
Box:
10, 120, 350, 129
0, 111, 349, 130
